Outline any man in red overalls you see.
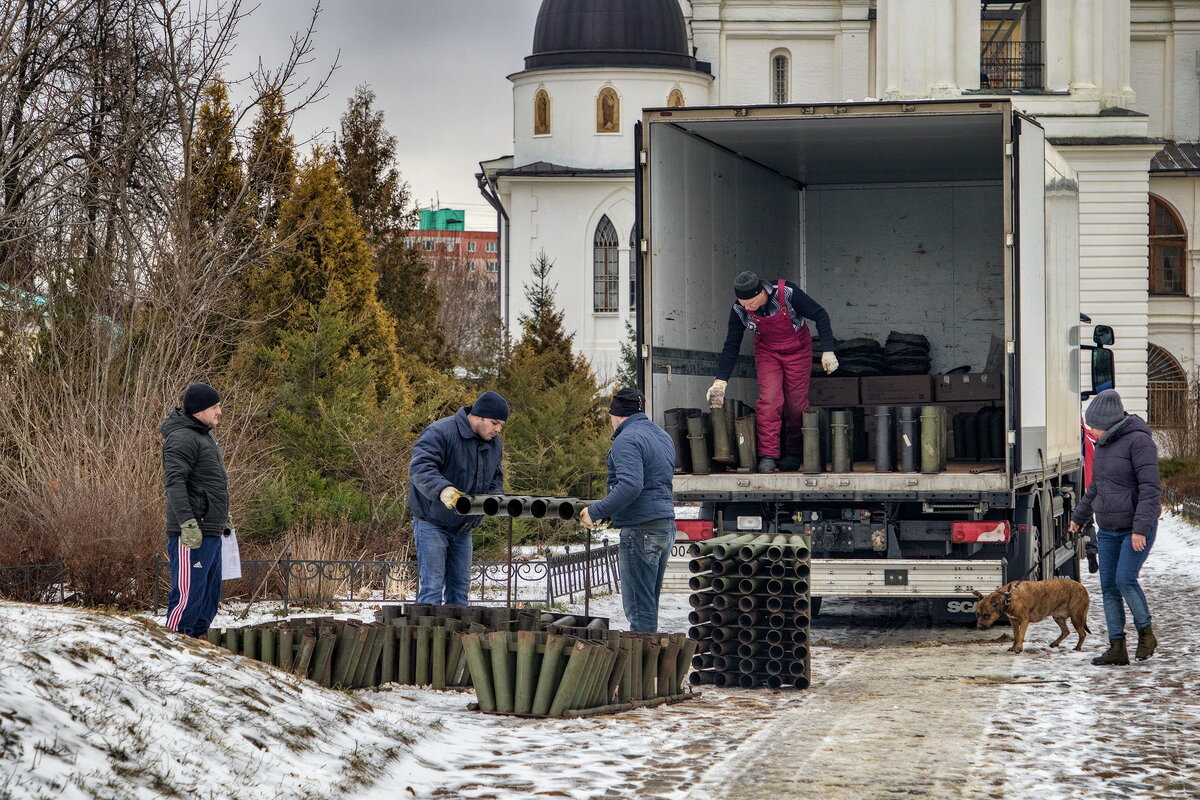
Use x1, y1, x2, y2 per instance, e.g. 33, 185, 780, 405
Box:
707, 271, 838, 473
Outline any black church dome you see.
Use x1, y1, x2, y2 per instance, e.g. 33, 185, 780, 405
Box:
526, 0, 709, 73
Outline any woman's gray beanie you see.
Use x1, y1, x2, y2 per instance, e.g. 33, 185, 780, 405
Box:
1085, 389, 1126, 430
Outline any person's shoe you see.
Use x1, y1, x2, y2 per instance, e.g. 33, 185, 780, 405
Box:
1086, 551, 1099, 574
1091, 638, 1129, 666
757, 457, 778, 473
1135, 625, 1157, 661
778, 454, 802, 472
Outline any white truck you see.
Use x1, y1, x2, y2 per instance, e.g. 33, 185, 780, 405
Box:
636, 99, 1115, 617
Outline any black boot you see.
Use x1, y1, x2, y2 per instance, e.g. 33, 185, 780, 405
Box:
778, 454, 801, 471
1135, 625, 1157, 661
757, 456, 778, 473
1091, 638, 1129, 666
1086, 551, 1099, 574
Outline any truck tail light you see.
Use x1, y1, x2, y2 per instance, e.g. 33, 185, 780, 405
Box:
951, 521, 1011, 543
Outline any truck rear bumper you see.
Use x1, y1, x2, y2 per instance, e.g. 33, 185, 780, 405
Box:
810, 558, 1005, 598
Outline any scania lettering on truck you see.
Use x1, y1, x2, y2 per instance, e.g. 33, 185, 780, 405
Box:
635, 99, 1115, 617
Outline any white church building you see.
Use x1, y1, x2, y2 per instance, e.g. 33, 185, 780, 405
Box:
479, 0, 1200, 421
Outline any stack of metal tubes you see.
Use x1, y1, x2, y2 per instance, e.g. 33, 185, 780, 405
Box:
452, 494, 593, 520
686, 532, 812, 690
662, 400, 757, 475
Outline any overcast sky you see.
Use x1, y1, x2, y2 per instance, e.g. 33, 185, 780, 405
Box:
227, 0, 544, 229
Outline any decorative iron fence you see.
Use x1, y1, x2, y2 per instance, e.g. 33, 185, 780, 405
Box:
0, 561, 66, 603
1162, 486, 1200, 524
980, 41, 1044, 90
1148, 380, 1188, 427
152, 540, 621, 614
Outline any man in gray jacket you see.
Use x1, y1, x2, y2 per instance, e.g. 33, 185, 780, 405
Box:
582, 388, 677, 632
162, 382, 231, 638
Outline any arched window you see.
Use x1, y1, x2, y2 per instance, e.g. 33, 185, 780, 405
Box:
771, 50, 791, 104
597, 87, 620, 133
534, 88, 551, 135
629, 226, 638, 311
1148, 344, 1187, 426
667, 88, 685, 108
1149, 195, 1186, 295
593, 216, 619, 312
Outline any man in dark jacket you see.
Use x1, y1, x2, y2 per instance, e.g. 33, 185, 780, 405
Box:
408, 391, 508, 605
162, 382, 231, 638
581, 388, 676, 632
1069, 390, 1161, 665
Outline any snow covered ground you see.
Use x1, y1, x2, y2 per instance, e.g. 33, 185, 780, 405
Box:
1, 514, 1197, 800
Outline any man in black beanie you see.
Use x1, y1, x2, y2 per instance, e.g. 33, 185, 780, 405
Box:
161, 382, 231, 638
708, 270, 838, 472
580, 388, 676, 632
408, 390, 509, 605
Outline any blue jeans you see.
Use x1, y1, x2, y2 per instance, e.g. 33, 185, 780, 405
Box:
414, 519, 473, 605
618, 519, 676, 632
1096, 523, 1155, 639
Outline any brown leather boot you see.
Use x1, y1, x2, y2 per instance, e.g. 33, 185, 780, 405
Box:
1135, 625, 1157, 661
1091, 638, 1129, 666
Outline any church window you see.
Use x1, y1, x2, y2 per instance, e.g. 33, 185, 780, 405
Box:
1148, 344, 1187, 426
667, 88, 684, 108
771, 50, 790, 104
1149, 195, 1186, 295
593, 215, 619, 312
597, 87, 620, 133
534, 89, 551, 135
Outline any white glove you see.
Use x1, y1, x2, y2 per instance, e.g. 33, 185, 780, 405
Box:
439, 486, 464, 509
821, 352, 839, 374
706, 379, 728, 408
579, 507, 598, 530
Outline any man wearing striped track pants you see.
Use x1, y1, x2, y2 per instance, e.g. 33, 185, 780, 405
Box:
161, 382, 231, 638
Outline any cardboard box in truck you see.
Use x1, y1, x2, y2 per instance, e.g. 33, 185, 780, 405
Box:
860, 375, 935, 405
935, 373, 1003, 402
808, 377, 860, 406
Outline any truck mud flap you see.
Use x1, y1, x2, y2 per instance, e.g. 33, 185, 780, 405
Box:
808, 559, 1004, 598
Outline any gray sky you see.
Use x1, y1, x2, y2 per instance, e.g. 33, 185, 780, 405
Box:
228, 0, 544, 229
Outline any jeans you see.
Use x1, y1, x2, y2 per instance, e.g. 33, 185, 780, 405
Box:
618, 519, 676, 632
1096, 523, 1155, 639
414, 519, 473, 605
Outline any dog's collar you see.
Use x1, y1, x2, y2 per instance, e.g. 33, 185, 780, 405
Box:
1001, 581, 1023, 611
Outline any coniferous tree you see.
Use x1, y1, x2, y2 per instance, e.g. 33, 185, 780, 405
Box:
508, 250, 589, 386
187, 79, 245, 230
335, 85, 443, 362
246, 86, 296, 229
615, 319, 640, 389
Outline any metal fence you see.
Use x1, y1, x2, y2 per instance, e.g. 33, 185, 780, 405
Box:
980, 40, 1044, 90
0, 561, 66, 603
1163, 486, 1200, 524
151, 540, 621, 614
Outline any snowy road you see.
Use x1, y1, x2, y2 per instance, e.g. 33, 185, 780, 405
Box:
376, 514, 1200, 800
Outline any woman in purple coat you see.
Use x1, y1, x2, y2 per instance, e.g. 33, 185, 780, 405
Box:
1069, 390, 1161, 665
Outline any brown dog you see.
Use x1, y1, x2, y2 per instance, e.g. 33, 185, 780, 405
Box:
973, 578, 1091, 653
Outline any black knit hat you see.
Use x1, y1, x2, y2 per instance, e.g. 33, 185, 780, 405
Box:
470, 390, 510, 422
609, 387, 644, 417
183, 382, 221, 415
734, 270, 763, 300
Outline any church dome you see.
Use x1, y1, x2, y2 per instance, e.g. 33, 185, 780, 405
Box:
526, 0, 709, 73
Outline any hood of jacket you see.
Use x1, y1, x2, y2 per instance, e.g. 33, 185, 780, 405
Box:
160, 407, 210, 440
1096, 414, 1150, 446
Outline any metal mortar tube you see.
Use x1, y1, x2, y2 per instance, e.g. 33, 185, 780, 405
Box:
830, 410, 852, 473
710, 401, 735, 463
802, 408, 822, 473
874, 406, 894, 472
685, 409, 712, 474
898, 407, 919, 472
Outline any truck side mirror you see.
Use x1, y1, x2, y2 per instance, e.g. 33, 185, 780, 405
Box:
1092, 325, 1114, 346
1091, 347, 1114, 393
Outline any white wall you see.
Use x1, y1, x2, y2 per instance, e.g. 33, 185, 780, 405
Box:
511, 68, 713, 171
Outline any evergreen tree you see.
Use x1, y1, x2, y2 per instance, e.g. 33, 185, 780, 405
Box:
491, 252, 608, 547
246, 86, 296, 229
335, 85, 443, 362
246, 148, 400, 393
187, 79, 245, 230
615, 319, 640, 389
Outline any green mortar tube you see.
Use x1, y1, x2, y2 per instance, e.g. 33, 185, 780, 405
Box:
259, 629, 276, 667
351, 627, 379, 688
461, 633, 495, 712
223, 627, 239, 654
487, 631, 514, 713
414, 626, 432, 686
293, 633, 316, 678
206, 628, 222, 646
431, 627, 447, 690
531, 634, 568, 715
514, 630, 537, 714
547, 640, 591, 717
380, 624, 394, 684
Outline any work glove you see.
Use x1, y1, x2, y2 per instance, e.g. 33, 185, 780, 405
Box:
439, 486, 465, 510
706, 379, 728, 408
222, 514, 234, 537
179, 518, 202, 549
579, 507, 598, 530
821, 352, 839, 374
